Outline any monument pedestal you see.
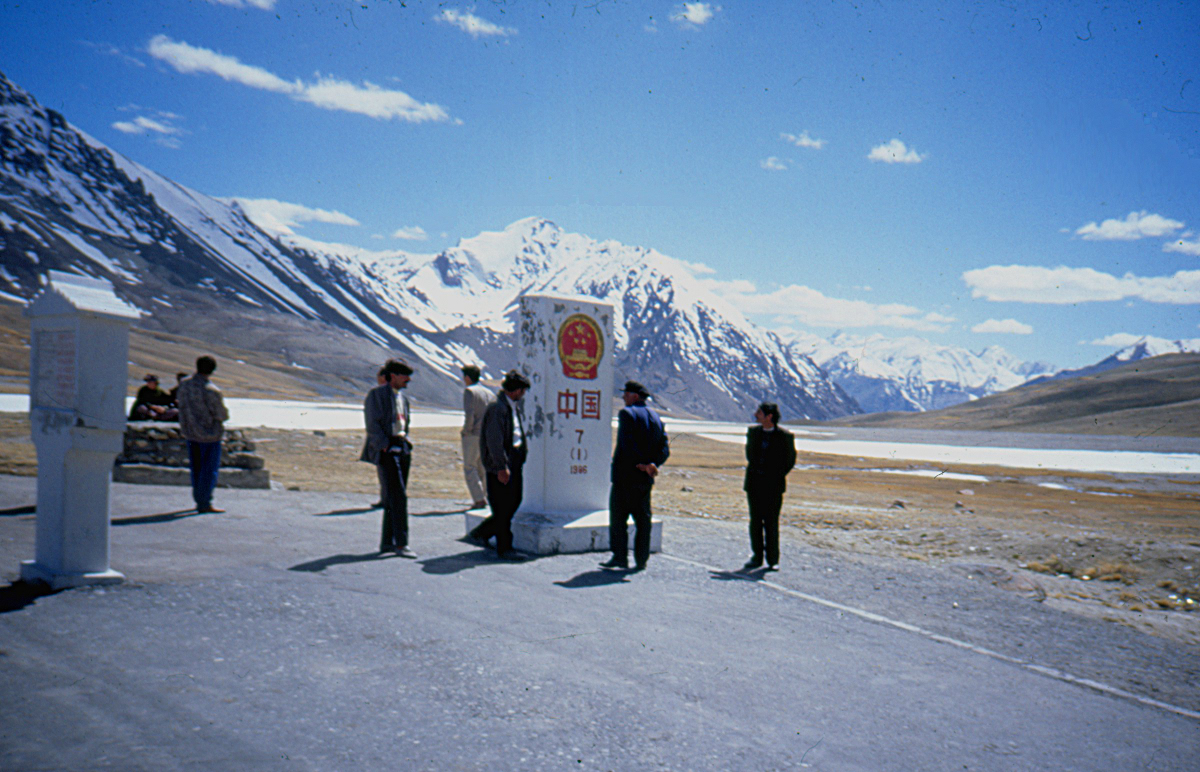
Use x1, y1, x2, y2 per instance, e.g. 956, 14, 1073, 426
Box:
464, 507, 662, 555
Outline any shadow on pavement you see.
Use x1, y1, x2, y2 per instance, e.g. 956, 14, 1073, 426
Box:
419, 548, 537, 575
412, 508, 470, 518
289, 552, 394, 572
0, 505, 35, 517
312, 506, 377, 517
112, 509, 203, 526
554, 569, 632, 588
0, 580, 57, 614
709, 568, 766, 583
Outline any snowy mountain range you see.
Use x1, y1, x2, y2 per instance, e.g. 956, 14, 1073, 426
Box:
0, 70, 856, 420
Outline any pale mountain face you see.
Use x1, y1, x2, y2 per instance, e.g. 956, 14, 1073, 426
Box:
0, 71, 858, 420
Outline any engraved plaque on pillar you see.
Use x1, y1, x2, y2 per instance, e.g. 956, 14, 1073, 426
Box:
32, 328, 76, 411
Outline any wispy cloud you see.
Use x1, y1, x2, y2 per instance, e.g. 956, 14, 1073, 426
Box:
1085, 332, 1200, 350
1164, 232, 1200, 256
963, 264, 1200, 304
672, 3, 719, 27
111, 108, 186, 148
760, 157, 788, 171
392, 226, 428, 241
227, 197, 360, 236
868, 138, 925, 164
972, 318, 1033, 335
781, 131, 825, 149
435, 8, 517, 38
204, 0, 277, 9
148, 36, 454, 124
704, 280, 952, 331
79, 41, 145, 67
1075, 210, 1184, 241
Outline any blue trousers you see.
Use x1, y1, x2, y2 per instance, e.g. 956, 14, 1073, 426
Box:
188, 440, 222, 509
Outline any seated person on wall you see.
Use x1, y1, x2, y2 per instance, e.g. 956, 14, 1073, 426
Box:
129, 373, 179, 421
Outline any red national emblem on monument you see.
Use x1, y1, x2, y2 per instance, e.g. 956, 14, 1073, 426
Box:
557, 314, 603, 380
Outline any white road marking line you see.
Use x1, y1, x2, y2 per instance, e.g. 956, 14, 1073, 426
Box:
660, 553, 1200, 722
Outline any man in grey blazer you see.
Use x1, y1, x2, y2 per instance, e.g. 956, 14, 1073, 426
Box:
361, 359, 417, 558
460, 364, 495, 510
470, 370, 531, 560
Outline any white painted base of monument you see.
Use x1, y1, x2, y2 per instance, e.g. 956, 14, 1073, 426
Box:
20, 560, 125, 590
463, 509, 662, 556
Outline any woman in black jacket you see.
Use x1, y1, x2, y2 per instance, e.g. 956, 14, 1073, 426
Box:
743, 402, 797, 571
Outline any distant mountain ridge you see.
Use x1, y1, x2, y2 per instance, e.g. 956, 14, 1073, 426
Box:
0, 70, 857, 420
783, 331, 1058, 413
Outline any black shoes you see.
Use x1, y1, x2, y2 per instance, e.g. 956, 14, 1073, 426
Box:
599, 557, 629, 570
742, 559, 764, 571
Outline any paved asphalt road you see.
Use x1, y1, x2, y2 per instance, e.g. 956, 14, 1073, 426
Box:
1, 475, 1197, 771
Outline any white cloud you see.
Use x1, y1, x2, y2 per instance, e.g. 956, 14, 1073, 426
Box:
111, 112, 185, 147
868, 138, 925, 164
704, 280, 951, 331
1164, 234, 1200, 256
963, 264, 1200, 305
972, 318, 1033, 335
1075, 210, 1184, 241
1086, 333, 1145, 348
672, 3, 719, 27
781, 131, 825, 149
760, 156, 788, 171
204, 0, 277, 9
392, 226, 428, 241
227, 197, 360, 236
923, 311, 957, 324
435, 8, 517, 38
79, 41, 145, 67
148, 36, 453, 124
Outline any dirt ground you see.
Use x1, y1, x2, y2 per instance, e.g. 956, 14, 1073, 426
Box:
3, 415, 1198, 645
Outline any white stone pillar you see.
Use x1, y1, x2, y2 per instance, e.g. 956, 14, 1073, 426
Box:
21, 271, 139, 589
465, 292, 661, 555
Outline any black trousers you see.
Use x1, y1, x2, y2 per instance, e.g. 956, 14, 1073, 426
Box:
609, 484, 653, 567
378, 451, 411, 550
746, 487, 783, 565
478, 467, 523, 555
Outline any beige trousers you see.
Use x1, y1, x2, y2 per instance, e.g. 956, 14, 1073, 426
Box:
461, 433, 486, 502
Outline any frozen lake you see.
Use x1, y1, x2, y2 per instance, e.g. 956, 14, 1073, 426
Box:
2, 394, 1198, 476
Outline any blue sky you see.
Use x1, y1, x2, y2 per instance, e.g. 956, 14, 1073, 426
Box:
2, 0, 1198, 368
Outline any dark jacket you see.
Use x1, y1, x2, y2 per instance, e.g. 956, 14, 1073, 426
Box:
360, 383, 410, 464
743, 425, 797, 494
480, 391, 526, 474
610, 400, 670, 488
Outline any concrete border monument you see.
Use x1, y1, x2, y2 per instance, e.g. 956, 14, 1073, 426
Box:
465, 293, 662, 555
21, 271, 140, 588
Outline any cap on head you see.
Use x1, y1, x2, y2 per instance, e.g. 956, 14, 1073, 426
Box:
623, 380, 650, 398
501, 370, 531, 392
383, 358, 414, 377
461, 364, 481, 381
144, 373, 159, 383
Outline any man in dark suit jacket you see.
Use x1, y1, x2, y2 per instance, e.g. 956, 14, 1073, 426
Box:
742, 402, 797, 571
601, 380, 670, 572
471, 370, 531, 560
361, 359, 416, 558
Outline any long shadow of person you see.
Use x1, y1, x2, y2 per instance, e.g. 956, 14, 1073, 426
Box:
709, 568, 766, 583
554, 569, 632, 589
311, 506, 377, 517
0, 580, 57, 614
112, 509, 209, 526
0, 505, 36, 517
289, 552, 395, 572
419, 549, 505, 575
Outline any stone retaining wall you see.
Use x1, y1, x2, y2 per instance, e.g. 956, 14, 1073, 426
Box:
113, 424, 270, 489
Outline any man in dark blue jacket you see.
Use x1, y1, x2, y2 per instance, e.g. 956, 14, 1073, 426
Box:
601, 380, 670, 572
471, 370, 531, 560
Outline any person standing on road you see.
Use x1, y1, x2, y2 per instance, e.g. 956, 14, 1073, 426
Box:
176, 355, 229, 514
460, 364, 495, 510
361, 359, 417, 558
471, 370, 531, 560
742, 402, 797, 571
601, 380, 670, 572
